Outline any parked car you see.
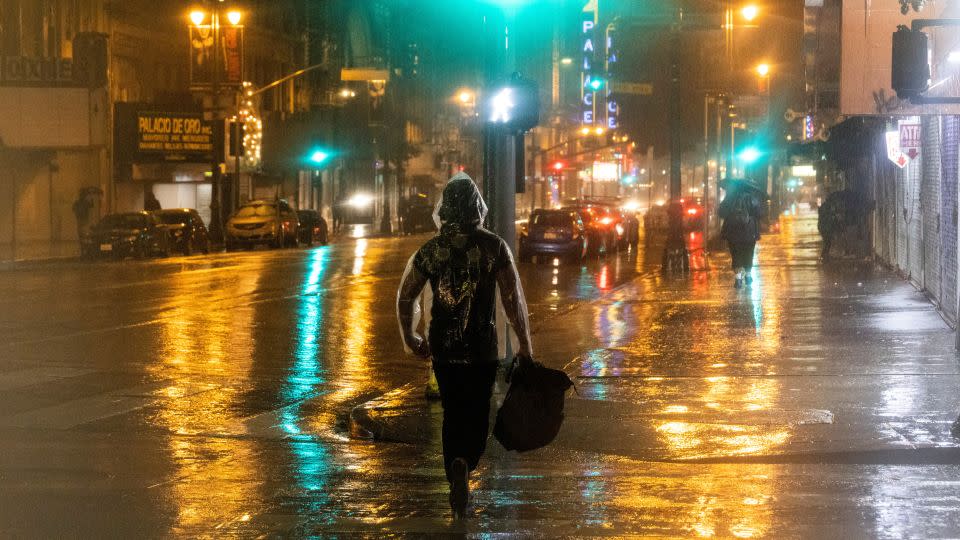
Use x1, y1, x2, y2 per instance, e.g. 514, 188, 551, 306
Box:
402, 204, 437, 234
565, 205, 617, 256
681, 198, 706, 230
152, 208, 210, 255
519, 209, 588, 263
225, 200, 299, 250
82, 211, 170, 259
644, 203, 669, 232
296, 209, 328, 246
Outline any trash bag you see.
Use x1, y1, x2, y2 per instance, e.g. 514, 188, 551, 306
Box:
493, 356, 575, 452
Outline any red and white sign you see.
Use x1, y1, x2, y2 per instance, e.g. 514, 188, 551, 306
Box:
899, 122, 921, 159
886, 131, 909, 169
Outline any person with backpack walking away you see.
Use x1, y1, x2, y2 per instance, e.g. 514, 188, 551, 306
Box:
718, 179, 768, 288
396, 172, 533, 519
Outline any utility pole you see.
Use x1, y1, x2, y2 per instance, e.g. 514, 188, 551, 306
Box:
662, 9, 689, 270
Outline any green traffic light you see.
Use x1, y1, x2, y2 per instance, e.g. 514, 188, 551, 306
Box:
309, 150, 330, 165
588, 78, 605, 91
739, 146, 761, 164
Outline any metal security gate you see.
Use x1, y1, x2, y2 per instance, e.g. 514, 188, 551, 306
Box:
921, 116, 942, 302
941, 116, 960, 324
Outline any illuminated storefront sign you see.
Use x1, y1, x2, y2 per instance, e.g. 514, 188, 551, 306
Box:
593, 161, 619, 181
581, 0, 598, 125
605, 27, 618, 129
115, 104, 217, 164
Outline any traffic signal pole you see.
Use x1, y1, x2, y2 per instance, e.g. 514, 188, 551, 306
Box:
662, 13, 690, 271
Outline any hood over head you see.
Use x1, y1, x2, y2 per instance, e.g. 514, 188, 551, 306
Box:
433, 172, 488, 230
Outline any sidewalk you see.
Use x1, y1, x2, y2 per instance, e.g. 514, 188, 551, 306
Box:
351, 216, 960, 536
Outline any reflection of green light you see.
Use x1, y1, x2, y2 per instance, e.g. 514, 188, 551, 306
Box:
281, 247, 331, 493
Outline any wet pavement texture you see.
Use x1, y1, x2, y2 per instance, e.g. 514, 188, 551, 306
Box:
2, 213, 960, 537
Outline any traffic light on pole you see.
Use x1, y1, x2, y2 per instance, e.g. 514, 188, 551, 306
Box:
305, 147, 333, 167
738, 146, 762, 164
484, 73, 539, 132
586, 75, 606, 92
552, 160, 565, 172
891, 25, 930, 100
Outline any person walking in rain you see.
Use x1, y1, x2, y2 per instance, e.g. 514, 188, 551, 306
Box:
396, 172, 533, 519
718, 178, 768, 288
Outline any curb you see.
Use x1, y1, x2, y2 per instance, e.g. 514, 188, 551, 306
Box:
349, 383, 440, 444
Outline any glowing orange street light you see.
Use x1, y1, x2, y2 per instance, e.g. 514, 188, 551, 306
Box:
189, 10, 206, 25
226, 10, 243, 25
741, 4, 759, 21
756, 63, 770, 77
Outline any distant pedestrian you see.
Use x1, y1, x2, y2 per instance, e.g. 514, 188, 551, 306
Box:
719, 179, 768, 288
818, 189, 874, 260
144, 190, 161, 211
332, 194, 344, 234
396, 172, 533, 519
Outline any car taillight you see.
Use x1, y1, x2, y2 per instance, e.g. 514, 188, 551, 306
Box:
687, 208, 699, 215
599, 217, 613, 226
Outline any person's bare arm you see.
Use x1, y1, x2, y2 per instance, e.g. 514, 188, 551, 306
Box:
396, 262, 430, 358
496, 253, 533, 358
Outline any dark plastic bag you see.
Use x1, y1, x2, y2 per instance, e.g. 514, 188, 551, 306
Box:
493, 356, 575, 452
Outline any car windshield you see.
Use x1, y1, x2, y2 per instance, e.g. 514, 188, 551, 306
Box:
235, 204, 276, 218
532, 213, 569, 227
156, 213, 190, 225
99, 214, 147, 229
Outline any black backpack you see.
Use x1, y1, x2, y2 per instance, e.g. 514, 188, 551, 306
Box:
728, 193, 753, 228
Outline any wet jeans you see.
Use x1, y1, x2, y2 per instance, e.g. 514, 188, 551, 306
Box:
729, 241, 756, 270
432, 360, 499, 483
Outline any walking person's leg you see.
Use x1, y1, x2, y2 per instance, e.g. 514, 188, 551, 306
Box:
821, 232, 832, 260
432, 360, 498, 517
729, 241, 745, 288
742, 240, 757, 284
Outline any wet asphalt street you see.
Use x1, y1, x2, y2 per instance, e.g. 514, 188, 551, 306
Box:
2, 212, 960, 537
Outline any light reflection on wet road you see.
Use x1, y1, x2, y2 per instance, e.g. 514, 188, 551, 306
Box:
1, 214, 960, 536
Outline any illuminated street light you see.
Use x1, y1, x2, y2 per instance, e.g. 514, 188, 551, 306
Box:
226, 10, 243, 25
457, 89, 475, 104
560, 57, 573, 65
756, 63, 770, 77
741, 4, 759, 21
190, 10, 206, 25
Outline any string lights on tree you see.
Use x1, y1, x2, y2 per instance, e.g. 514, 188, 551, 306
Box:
233, 81, 262, 170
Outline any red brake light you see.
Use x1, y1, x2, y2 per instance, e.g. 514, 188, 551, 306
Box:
687, 208, 698, 215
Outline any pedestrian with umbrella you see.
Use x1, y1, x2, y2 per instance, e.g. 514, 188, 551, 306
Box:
718, 178, 769, 288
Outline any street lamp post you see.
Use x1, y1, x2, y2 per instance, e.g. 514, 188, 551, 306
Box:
189, 4, 243, 244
